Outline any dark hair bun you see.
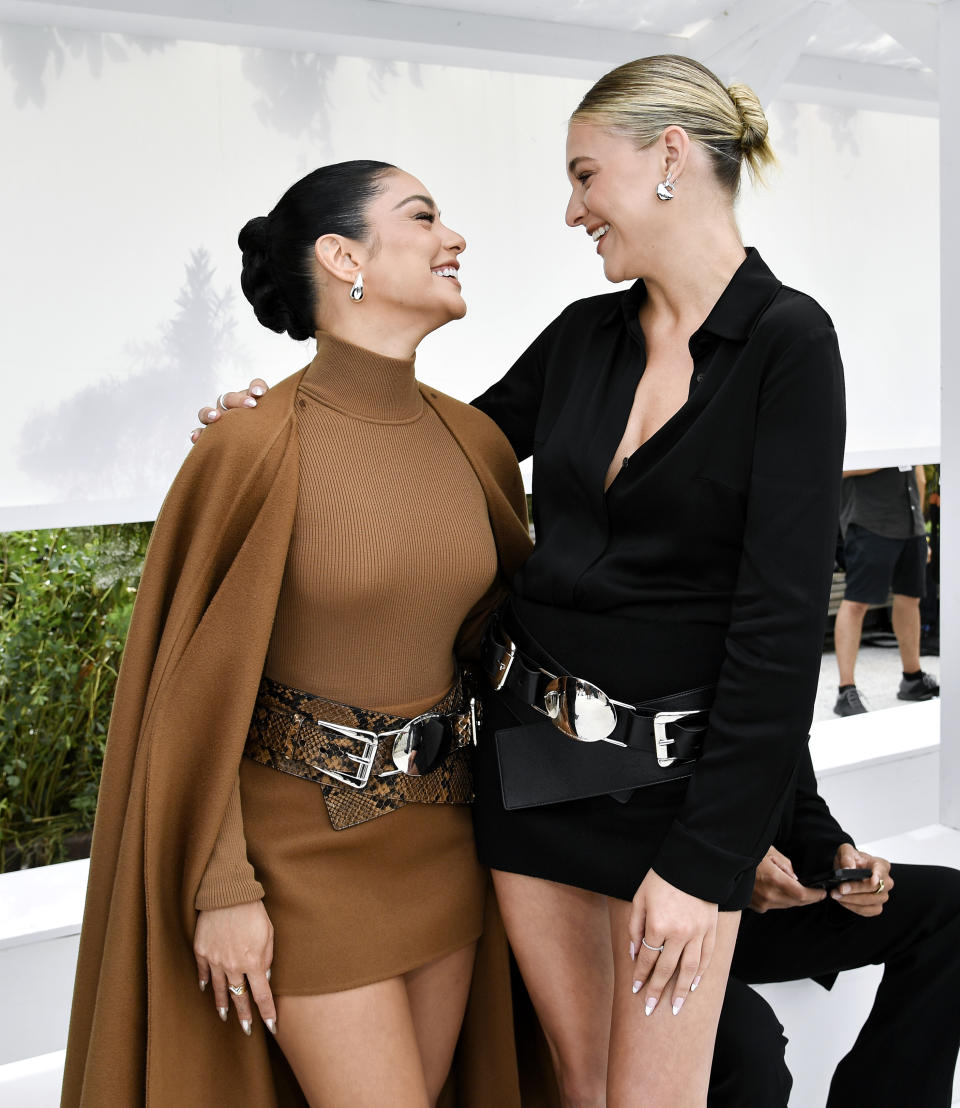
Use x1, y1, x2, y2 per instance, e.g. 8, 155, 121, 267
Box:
237, 215, 312, 341
238, 161, 395, 342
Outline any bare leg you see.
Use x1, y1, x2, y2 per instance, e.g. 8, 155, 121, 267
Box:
493, 869, 612, 1107
834, 599, 869, 686
891, 593, 922, 673
405, 943, 477, 1104
607, 903, 741, 1107
276, 979, 430, 1107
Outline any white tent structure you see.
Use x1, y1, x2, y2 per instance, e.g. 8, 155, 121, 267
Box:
0, 3, 958, 1104
3, 0, 954, 826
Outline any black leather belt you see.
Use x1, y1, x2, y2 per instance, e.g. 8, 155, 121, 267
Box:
480, 618, 712, 767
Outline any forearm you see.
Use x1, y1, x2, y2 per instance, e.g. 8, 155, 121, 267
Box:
195, 776, 264, 911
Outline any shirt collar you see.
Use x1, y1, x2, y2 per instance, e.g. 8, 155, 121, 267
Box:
695, 247, 782, 342
616, 247, 782, 343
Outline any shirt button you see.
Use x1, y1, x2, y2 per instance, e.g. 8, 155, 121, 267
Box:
695, 373, 704, 384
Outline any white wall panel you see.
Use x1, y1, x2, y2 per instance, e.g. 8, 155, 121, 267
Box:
0, 22, 939, 530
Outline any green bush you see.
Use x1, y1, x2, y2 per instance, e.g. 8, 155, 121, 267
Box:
0, 523, 152, 870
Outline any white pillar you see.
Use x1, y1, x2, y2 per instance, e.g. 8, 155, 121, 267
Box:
940, 0, 960, 827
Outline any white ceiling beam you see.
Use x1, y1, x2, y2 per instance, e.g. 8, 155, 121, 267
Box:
0, 0, 676, 78
847, 0, 939, 69
781, 51, 937, 113
709, 0, 843, 104
0, 0, 939, 114
688, 0, 813, 64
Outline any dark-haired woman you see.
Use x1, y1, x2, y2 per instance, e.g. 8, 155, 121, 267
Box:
192, 57, 845, 1107
62, 161, 533, 1107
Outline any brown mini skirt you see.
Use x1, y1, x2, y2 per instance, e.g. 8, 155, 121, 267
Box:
238, 757, 486, 996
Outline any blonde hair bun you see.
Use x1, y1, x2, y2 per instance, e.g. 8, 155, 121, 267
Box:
572, 55, 775, 191
726, 83, 769, 151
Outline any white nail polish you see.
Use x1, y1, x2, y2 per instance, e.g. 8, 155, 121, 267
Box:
673, 998, 685, 1016
266, 1018, 277, 1035
645, 997, 658, 1016
243, 397, 257, 407
218, 1007, 228, 1021
251, 386, 265, 396
691, 976, 701, 992
199, 979, 207, 992
266, 968, 271, 981
632, 980, 642, 995
241, 1020, 252, 1036
629, 941, 636, 960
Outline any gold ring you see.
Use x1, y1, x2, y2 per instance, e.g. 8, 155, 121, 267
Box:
873, 878, 885, 896
228, 981, 247, 996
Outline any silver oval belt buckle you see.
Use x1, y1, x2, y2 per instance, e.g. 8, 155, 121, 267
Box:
392, 713, 448, 776
542, 675, 619, 742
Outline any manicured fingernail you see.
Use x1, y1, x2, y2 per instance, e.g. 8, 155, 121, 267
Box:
243, 397, 257, 407
251, 385, 265, 396
645, 997, 658, 1016
199, 979, 207, 992
632, 980, 643, 995
266, 968, 271, 982
219, 1007, 229, 1021
691, 976, 701, 992
840, 884, 850, 895
629, 941, 636, 960
209, 409, 219, 419
266, 1018, 277, 1035
673, 997, 685, 1015
241, 1020, 252, 1036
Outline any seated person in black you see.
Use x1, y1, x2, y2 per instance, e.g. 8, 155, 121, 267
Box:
709, 746, 960, 1107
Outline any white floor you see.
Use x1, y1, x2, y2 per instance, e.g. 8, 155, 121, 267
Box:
813, 641, 940, 721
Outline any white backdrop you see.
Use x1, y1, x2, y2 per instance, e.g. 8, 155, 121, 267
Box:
0, 22, 940, 530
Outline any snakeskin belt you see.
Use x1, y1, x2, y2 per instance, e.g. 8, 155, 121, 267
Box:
243, 673, 480, 830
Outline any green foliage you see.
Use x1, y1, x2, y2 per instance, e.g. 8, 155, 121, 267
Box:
0, 523, 152, 870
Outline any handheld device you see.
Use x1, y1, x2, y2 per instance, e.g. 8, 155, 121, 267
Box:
801, 866, 873, 890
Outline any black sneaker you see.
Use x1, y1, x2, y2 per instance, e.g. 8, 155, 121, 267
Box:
897, 672, 940, 701
834, 687, 868, 716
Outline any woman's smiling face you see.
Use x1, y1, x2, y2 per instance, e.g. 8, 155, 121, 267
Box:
564, 122, 669, 284
359, 169, 467, 328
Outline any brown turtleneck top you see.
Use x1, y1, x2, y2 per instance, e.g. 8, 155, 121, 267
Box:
195, 332, 499, 909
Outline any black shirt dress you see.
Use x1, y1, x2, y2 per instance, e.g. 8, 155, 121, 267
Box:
470, 249, 846, 910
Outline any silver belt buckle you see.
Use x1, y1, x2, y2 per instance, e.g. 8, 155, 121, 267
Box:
493, 637, 517, 690
539, 675, 624, 746
652, 710, 697, 768
469, 696, 478, 746
388, 712, 443, 776
306, 720, 380, 789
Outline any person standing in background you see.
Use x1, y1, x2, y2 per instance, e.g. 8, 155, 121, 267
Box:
834, 465, 938, 716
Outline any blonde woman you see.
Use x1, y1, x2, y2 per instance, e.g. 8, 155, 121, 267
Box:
198, 56, 845, 1106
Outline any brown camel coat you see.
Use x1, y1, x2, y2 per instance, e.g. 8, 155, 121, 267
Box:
61, 364, 534, 1107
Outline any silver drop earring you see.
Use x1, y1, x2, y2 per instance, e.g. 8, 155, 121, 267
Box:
349, 272, 364, 302
656, 173, 676, 201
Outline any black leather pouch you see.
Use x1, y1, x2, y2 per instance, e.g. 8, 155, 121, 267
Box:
495, 719, 695, 809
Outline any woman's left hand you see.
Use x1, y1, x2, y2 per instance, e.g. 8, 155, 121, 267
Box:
628, 869, 718, 1017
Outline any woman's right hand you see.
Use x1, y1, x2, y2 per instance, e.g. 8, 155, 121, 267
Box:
194, 900, 277, 1035
190, 379, 270, 443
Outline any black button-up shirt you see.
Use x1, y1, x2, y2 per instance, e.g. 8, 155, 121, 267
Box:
472, 249, 847, 904
839, 466, 926, 539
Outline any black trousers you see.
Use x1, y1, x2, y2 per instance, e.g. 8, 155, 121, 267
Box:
708, 863, 960, 1107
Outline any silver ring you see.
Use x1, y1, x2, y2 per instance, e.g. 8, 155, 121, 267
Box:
227, 981, 247, 997
216, 392, 229, 412
641, 937, 665, 953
